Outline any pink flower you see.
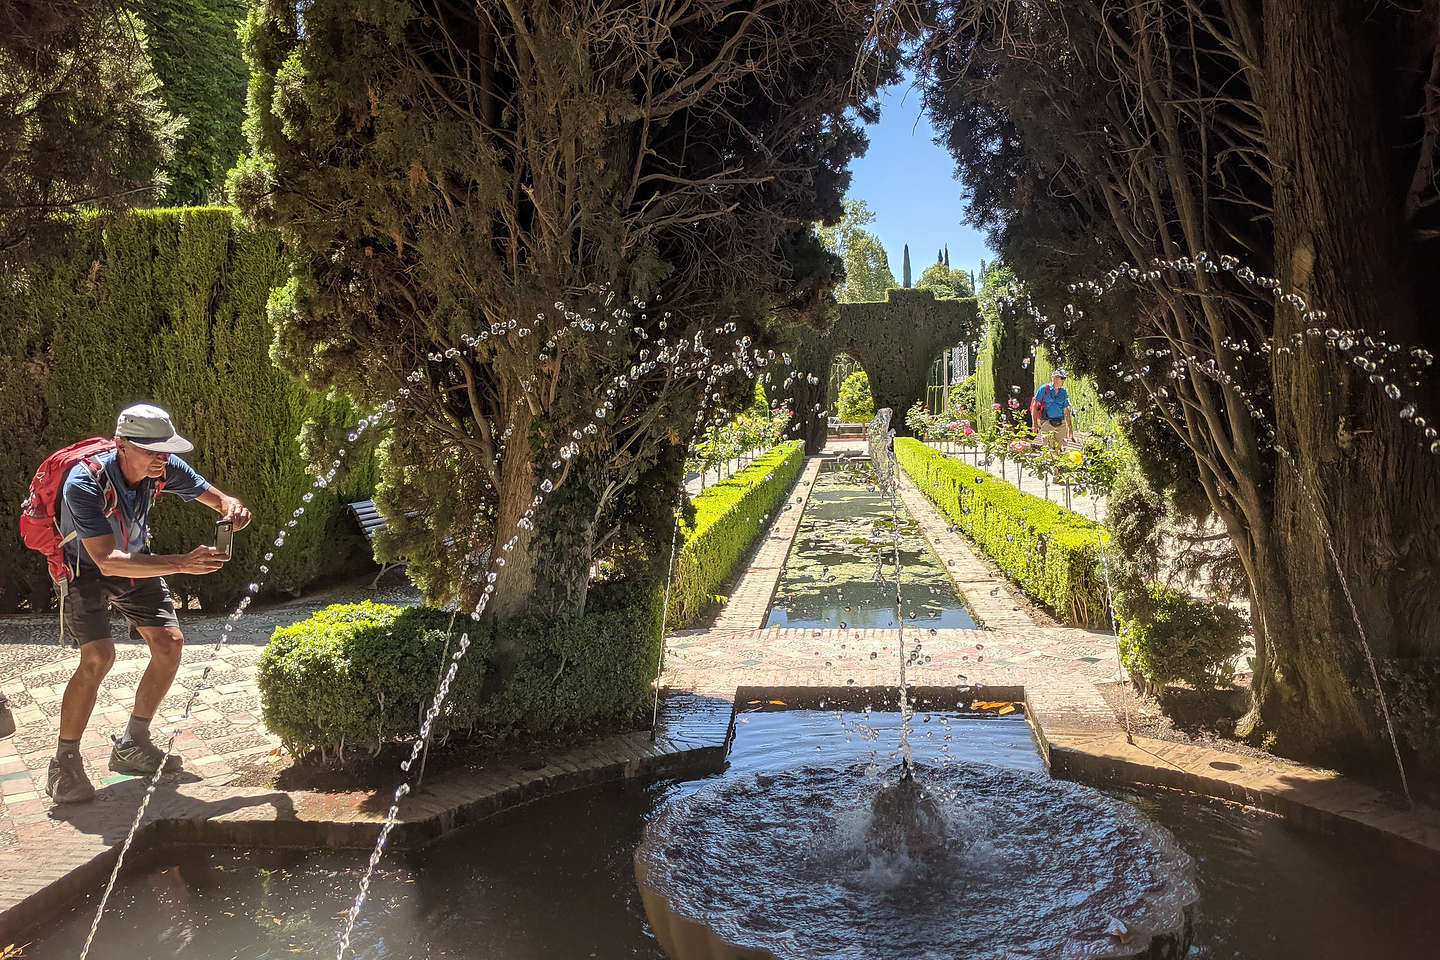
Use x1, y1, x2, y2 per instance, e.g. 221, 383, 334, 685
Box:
1008, 439, 1033, 454
991, 402, 1002, 410
1008, 398, 1020, 409
963, 425, 974, 435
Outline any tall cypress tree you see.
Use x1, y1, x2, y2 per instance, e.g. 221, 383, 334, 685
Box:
902, 243, 911, 286
136, 0, 247, 205
944, 244, 950, 268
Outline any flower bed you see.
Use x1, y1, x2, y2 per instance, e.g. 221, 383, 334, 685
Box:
894, 437, 1111, 628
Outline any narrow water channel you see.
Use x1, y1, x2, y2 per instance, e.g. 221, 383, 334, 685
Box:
766, 459, 976, 630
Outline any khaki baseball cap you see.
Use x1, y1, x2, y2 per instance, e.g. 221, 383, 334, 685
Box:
115, 403, 194, 454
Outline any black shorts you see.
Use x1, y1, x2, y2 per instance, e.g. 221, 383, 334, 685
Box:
63, 573, 180, 647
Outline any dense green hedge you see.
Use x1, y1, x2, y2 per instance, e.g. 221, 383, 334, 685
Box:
257, 582, 665, 757
1115, 584, 1246, 696
0, 207, 377, 612
669, 440, 805, 627
258, 442, 803, 757
894, 437, 1110, 627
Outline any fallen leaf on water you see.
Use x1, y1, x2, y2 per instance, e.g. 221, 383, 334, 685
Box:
972, 700, 1007, 711
768, 699, 787, 706
997, 704, 1016, 715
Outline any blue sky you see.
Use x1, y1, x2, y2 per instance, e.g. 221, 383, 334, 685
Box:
846, 73, 995, 284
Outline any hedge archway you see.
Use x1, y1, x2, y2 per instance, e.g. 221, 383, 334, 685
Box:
781, 288, 980, 451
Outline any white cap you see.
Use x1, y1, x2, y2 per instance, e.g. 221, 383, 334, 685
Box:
115, 403, 193, 454
1052, 368, 1067, 379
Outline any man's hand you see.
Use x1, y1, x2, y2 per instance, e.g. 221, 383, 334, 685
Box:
178, 545, 228, 575
222, 497, 253, 531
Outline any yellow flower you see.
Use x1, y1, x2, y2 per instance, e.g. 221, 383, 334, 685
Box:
1065, 450, 1084, 466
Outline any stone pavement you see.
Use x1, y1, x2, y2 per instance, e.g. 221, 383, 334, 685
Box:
1, 443, 1435, 945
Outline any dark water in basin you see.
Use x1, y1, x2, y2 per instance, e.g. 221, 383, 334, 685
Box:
27, 711, 1440, 959
766, 461, 976, 629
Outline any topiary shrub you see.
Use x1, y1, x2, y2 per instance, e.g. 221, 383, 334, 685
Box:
1116, 585, 1246, 697
894, 437, 1110, 627
259, 443, 803, 760
477, 580, 664, 730
258, 582, 666, 760
670, 440, 804, 627
257, 601, 489, 759
835, 370, 874, 422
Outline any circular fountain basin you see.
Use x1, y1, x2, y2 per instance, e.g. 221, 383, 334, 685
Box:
635, 762, 1198, 960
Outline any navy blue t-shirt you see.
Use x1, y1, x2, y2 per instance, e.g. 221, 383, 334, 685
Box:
59, 450, 210, 572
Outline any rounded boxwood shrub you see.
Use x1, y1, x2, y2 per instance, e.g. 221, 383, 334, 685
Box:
1117, 584, 1247, 697
258, 601, 489, 759
258, 581, 667, 761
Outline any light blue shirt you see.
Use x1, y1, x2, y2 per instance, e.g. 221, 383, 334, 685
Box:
1034, 384, 1069, 420
59, 450, 209, 571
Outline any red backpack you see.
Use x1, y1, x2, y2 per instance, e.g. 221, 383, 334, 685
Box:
19, 438, 164, 583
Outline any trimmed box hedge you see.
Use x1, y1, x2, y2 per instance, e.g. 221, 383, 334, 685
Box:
258, 442, 802, 757
258, 581, 664, 757
669, 440, 805, 627
894, 437, 1110, 628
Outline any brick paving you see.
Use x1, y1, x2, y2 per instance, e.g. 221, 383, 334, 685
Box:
0, 443, 1436, 944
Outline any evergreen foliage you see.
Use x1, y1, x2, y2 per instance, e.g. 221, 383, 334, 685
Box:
0, 2, 180, 260
915, 261, 973, 301
836, 370, 875, 422
135, 0, 248, 205
895, 437, 1110, 627
231, 0, 901, 627
0, 207, 377, 612
973, 263, 1027, 431
670, 441, 805, 626
902, 244, 911, 287
1117, 585, 1247, 697
257, 579, 664, 758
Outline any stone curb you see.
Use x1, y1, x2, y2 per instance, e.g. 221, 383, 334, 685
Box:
0, 717, 731, 947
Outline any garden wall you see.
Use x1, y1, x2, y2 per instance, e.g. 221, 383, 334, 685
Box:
0, 207, 377, 612
895, 438, 1110, 628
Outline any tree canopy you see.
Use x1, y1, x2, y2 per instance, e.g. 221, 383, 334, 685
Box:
0, 1, 179, 260
920, 0, 1440, 781
816, 198, 899, 303
233, 0, 902, 626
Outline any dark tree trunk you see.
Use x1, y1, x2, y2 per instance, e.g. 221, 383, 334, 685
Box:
1257, 0, 1440, 777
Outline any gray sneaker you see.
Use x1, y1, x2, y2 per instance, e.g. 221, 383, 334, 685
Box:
47, 749, 96, 804
108, 735, 182, 776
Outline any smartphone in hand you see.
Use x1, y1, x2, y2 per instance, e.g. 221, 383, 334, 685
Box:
216, 520, 234, 559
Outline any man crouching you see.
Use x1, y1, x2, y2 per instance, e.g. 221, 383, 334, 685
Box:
48, 404, 251, 804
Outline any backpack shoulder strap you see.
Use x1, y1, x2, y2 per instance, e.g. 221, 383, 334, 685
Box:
79, 455, 120, 520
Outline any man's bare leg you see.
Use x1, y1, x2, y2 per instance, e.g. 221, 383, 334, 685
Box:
59, 637, 116, 741
107, 625, 187, 776
133, 625, 185, 722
